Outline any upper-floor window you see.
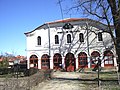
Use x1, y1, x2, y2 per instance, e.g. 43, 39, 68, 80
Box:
79, 33, 84, 42
55, 35, 59, 44
67, 34, 71, 43
37, 36, 41, 45
98, 32, 103, 41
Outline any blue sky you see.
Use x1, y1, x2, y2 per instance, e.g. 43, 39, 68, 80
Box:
0, 0, 82, 56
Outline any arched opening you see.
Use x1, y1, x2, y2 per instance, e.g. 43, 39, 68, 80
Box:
78, 52, 88, 68
29, 55, 38, 68
104, 50, 114, 67
91, 51, 100, 68
65, 52, 75, 71
98, 32, 103, 41
55, 35, 59, 44
53, 53, 62, 70
67, 34, 71, 43
37, 36, 41, 45
79, 33, 84, 42
41, 54, 50, 70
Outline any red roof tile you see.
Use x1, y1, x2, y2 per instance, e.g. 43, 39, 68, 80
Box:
24, 18, 114, 35
0, 58, 3, 62
46, 18, 89, 24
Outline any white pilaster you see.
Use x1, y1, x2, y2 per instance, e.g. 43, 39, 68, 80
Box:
38, 59, 41, 69
76, 58, 78, 70
50, 57, 53, 69
62, 57, 65, 69
88, 57, 91, 68
114, 57, 117, 67
101, 56, 104, 67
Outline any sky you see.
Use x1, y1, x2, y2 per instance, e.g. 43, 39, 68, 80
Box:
0, 0, 82, 56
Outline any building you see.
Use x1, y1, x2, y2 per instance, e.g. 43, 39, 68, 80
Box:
24, 18, 117, 71
0, 55, 27, 68
8, 55, 27, 68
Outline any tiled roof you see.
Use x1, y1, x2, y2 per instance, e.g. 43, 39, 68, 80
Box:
24, 18, 114, 35
9, 58, 15, 62
0, 58, 3, 62
24, 18, 90, 35
46, 18, 89, 24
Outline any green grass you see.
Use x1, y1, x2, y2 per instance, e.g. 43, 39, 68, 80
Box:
100, 71, 119, 80
80, 71, 120, 81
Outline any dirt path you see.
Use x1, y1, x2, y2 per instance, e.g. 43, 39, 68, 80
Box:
32, 79, 87, 90
31, 71, 120, 90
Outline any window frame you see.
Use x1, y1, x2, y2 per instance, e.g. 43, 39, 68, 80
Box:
67, 34, 71, 43
79, 33, 84, 42
55, 35, 59, 44
98, 32, 103, 41
37, 36, 41, 45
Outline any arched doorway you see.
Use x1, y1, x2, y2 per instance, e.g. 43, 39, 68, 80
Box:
65, 53, 75, 71
29, 55, 38, 68
91, 51, 100, 68
104, 50, 114, 67
41, 54, 50, 70
53, 53, 62, 70
78, 52, 88, 68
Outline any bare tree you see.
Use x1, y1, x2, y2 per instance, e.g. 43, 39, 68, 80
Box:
62, 0, 120, 72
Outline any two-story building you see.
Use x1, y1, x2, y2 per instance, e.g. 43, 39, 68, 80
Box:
24, 18, 117, 71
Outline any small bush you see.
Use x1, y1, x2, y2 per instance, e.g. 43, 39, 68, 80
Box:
0, 68, 13, 75
24, 68, 38, 76
29, 68, 38, 75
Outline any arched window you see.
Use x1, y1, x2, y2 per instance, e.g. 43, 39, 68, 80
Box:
67, 34, 71, 43
37, 36, 41, 45
98, 32, 103, 41
79, 33, 84, 42
55, 35, 59, 44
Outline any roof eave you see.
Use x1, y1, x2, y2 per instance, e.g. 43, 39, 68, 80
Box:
24, 18, 114, 35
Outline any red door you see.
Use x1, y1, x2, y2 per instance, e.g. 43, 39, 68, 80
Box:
53, 53, 62, 70
91, 51, 100, 68
65, 53, 75, 72
104, 50, 114, 67
78, 52, 88, 68
41, 54, 50, 70
29, 55, 38, 68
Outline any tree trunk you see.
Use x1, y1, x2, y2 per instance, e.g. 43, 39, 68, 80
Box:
115, 26, 120, 72
107, 0, 120, 71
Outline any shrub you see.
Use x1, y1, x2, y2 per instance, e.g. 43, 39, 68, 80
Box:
0, 68, 13, 75
24, 68, 38, 76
